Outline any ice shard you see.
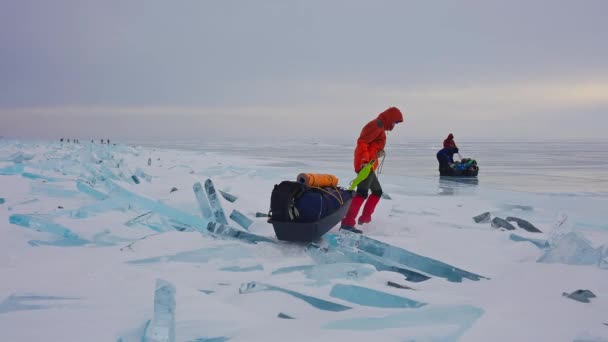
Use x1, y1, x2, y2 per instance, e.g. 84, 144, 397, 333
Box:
30, 183, 79, 198
305, 243, 430, 282
386, 281, 415, 290
9, 214, 88, 244
103, 180, 206, 230
127, 244, 251, 264
272, 265, 313, 275
123, 212, 180, 232
239, 282, 351, 312
509, 233, 549, 249
116, 320, 151, 342
21, 172, 64, 182
28, 238, 89, 247
0, 164, 24, 175
0, 294, 78, 314
272, 263, 375, 284
219, 190, 237, 203
562, 289, 596, 303
306, 263, 376, 284
326, 231, 487, 282
204, 179, 228, 224
207, 222, 276, 244
91, 230, 133, 246
491, 217, 516, 230
538, 232, 606, 266
193, 182, 212, 220
547, 213, 572, 245
125, 211, 155, 226
329, 284, 426, 308
76, 180, 109, 200
135, 167, 152, 182
505, 216, 542, 233
229, 210, 253, 230
69, 199, 131, 219
143, 279, 175, 342
473, 212, 491, 223
220, 265, 263, 272
324, 304, 484, 341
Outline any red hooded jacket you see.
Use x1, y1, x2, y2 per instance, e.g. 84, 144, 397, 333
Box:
353, 107, 404, 172
443, 134, 457, 148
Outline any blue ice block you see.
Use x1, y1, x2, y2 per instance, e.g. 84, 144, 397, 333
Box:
144, 279, 175, 342
9, 214, 87, 243
207, 222, 276, 244
509, 233, 549, 249
103, 180, 207, 231
21, 172, 63, 182
219, 190, 237, 203
272, 263, 375, 284
329, 284, 426, 308
229, 210, 253, 230
76, 180, 109, 200
306, 243, 430, 283
220, 265, 263, 272
193, 182, 213, 220
538, 232, 605, 266
324, 304, 484, 341
327, 231, 487, 282
204, 179, 228, 225
239, 281, 351, 312
0, 164, 24, 175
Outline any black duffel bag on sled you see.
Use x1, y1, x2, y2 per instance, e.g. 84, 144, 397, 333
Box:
268, 181, 353, 242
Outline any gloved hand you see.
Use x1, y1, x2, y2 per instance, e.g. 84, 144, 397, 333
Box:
359, 160, 370, 171
376, 150, 385, 158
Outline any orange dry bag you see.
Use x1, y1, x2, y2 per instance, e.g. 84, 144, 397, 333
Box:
296, 173, 339, 188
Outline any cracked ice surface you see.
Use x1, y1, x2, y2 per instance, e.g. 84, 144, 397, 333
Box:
1, 140, 608, 342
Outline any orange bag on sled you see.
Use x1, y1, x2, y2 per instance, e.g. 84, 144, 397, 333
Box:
297, 173, 339, 188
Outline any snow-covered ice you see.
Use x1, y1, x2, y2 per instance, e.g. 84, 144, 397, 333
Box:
1, 139, 607, 341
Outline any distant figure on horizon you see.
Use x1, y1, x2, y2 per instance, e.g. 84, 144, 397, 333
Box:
100, 139, 104, 144
443, 133, 457, 149
107, 138, 110, 145
437, 146, 460, 174
340, 107, 404, 234
60, 138, 64, 143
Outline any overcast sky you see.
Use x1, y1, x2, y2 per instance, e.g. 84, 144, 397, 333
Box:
1, 0, 607, 143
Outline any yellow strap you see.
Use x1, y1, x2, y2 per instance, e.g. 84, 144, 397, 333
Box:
309, 185, 344, 205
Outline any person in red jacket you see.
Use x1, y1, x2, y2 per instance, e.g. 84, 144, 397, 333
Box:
443, 133, 457, 148
340, 107, 404, 234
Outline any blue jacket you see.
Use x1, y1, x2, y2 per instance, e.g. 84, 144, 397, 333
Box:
436, 147, 459, 164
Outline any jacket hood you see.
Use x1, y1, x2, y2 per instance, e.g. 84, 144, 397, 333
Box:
378, 107, 404, 131
447, 133, 454, 139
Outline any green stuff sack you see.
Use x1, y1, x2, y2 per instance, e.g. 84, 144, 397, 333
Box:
349, 160, 375, 190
